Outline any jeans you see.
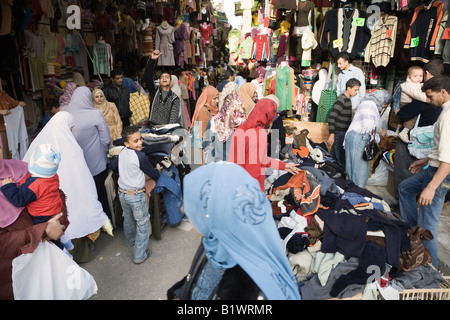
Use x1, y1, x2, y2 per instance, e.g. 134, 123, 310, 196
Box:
332, 131, 346, 167
344, 131, 371, 188
119, 191, 150, 263
398, 166, 450, 268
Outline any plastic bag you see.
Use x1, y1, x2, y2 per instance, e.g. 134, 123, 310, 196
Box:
12, 241, 98, 300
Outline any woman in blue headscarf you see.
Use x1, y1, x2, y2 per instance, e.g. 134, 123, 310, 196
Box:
344, 89, 392, 188
168, 162, 301, 300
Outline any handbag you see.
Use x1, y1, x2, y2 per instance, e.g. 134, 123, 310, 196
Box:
399, 226, 433, 272
408, 114, 435, 159
363, 130, 380, 161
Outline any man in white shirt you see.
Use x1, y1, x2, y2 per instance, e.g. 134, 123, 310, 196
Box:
335, 52, 366, 110
398, 75, 450, 268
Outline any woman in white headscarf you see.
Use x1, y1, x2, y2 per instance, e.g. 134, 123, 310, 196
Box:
23, 111, 108, 247
344, 89, 392, 188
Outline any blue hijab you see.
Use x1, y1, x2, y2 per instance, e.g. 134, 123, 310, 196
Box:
183, 162, 300, 300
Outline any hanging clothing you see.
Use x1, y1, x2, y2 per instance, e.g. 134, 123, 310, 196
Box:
364, 14, 398, 67
251, 34, 270, 61
236, 36, 254, 60
404, 1, 445, 63
155, 23, 175, 66
22, 111, 108, 240
3, 106, 28, 160
93, 41, 112, 76
174, 22, 189, 68
274, 65, 295, 112
319, 8, 371, 60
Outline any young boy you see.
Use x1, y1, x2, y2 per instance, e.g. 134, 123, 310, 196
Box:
327, 78, 361, 166
108, 126, 161, 264
0, 143, 72, 252
397, 65, 428, 143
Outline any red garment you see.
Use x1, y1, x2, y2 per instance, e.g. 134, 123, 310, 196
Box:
20, 173, 63, 218
228, 99, 286, 191
251, 34, 270, 61
199, 23, 211, 45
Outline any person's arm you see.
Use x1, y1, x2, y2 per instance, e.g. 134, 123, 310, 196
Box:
0, 179, 37, 207
419, 162, 450, 206
142, 50, 161, 98
98, 115, 112, 150
327, 99, 344, 146
136, 151, 160, 181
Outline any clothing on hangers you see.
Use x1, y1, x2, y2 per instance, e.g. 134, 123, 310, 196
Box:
404, 0, 444, 63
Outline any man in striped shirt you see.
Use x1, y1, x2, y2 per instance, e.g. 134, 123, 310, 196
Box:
327, 78, 361, 166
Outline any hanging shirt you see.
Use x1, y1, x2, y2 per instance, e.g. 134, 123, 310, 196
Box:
364, 15, 398, 67
404, 1, 445, 63
251, 34, 270, 61
93, 41, 112, 76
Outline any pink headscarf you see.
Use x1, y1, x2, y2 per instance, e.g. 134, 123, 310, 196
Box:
0, 138, 29, 228
58, 82, 78, 110
213, 92, 247, 143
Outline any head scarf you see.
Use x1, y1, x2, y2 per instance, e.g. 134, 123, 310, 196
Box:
66, 86, 96, 112
234, 76, 246, 90
171, 75, 182, 99
265, 94, 280, 109
254, 66, 267, 79
345, 89, 392, 145
238, 83, 257, 115
73, 72, 86, 87
212, 92, 247, 143
91, 88, 108, 113
183, 162, 300, 300
190, 85, 219, 127
0, 138, 29, 228
218, 81, 238, 110
23, 111, 107, 239
58, 82, 78, 110
238, 98, 277, 130
360, 89, 392, 112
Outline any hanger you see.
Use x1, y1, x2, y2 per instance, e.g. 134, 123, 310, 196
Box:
343, 3, 354, 11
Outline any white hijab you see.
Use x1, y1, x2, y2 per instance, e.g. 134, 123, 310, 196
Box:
23, 111, 107, 240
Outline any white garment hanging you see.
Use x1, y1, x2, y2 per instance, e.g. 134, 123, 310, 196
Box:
23, 111, 108, 240
4, 106, 29, 160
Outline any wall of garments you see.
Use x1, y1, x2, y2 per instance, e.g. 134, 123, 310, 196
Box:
228, 0, 450, 122
0, 0, 231, 137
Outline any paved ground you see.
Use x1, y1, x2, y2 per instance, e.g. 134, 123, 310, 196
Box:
80, 183, 450, 300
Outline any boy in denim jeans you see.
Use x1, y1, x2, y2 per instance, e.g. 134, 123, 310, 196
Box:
109, 126, 161, 264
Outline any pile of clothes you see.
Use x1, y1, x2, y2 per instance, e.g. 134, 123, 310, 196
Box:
266, 129, 446, 300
